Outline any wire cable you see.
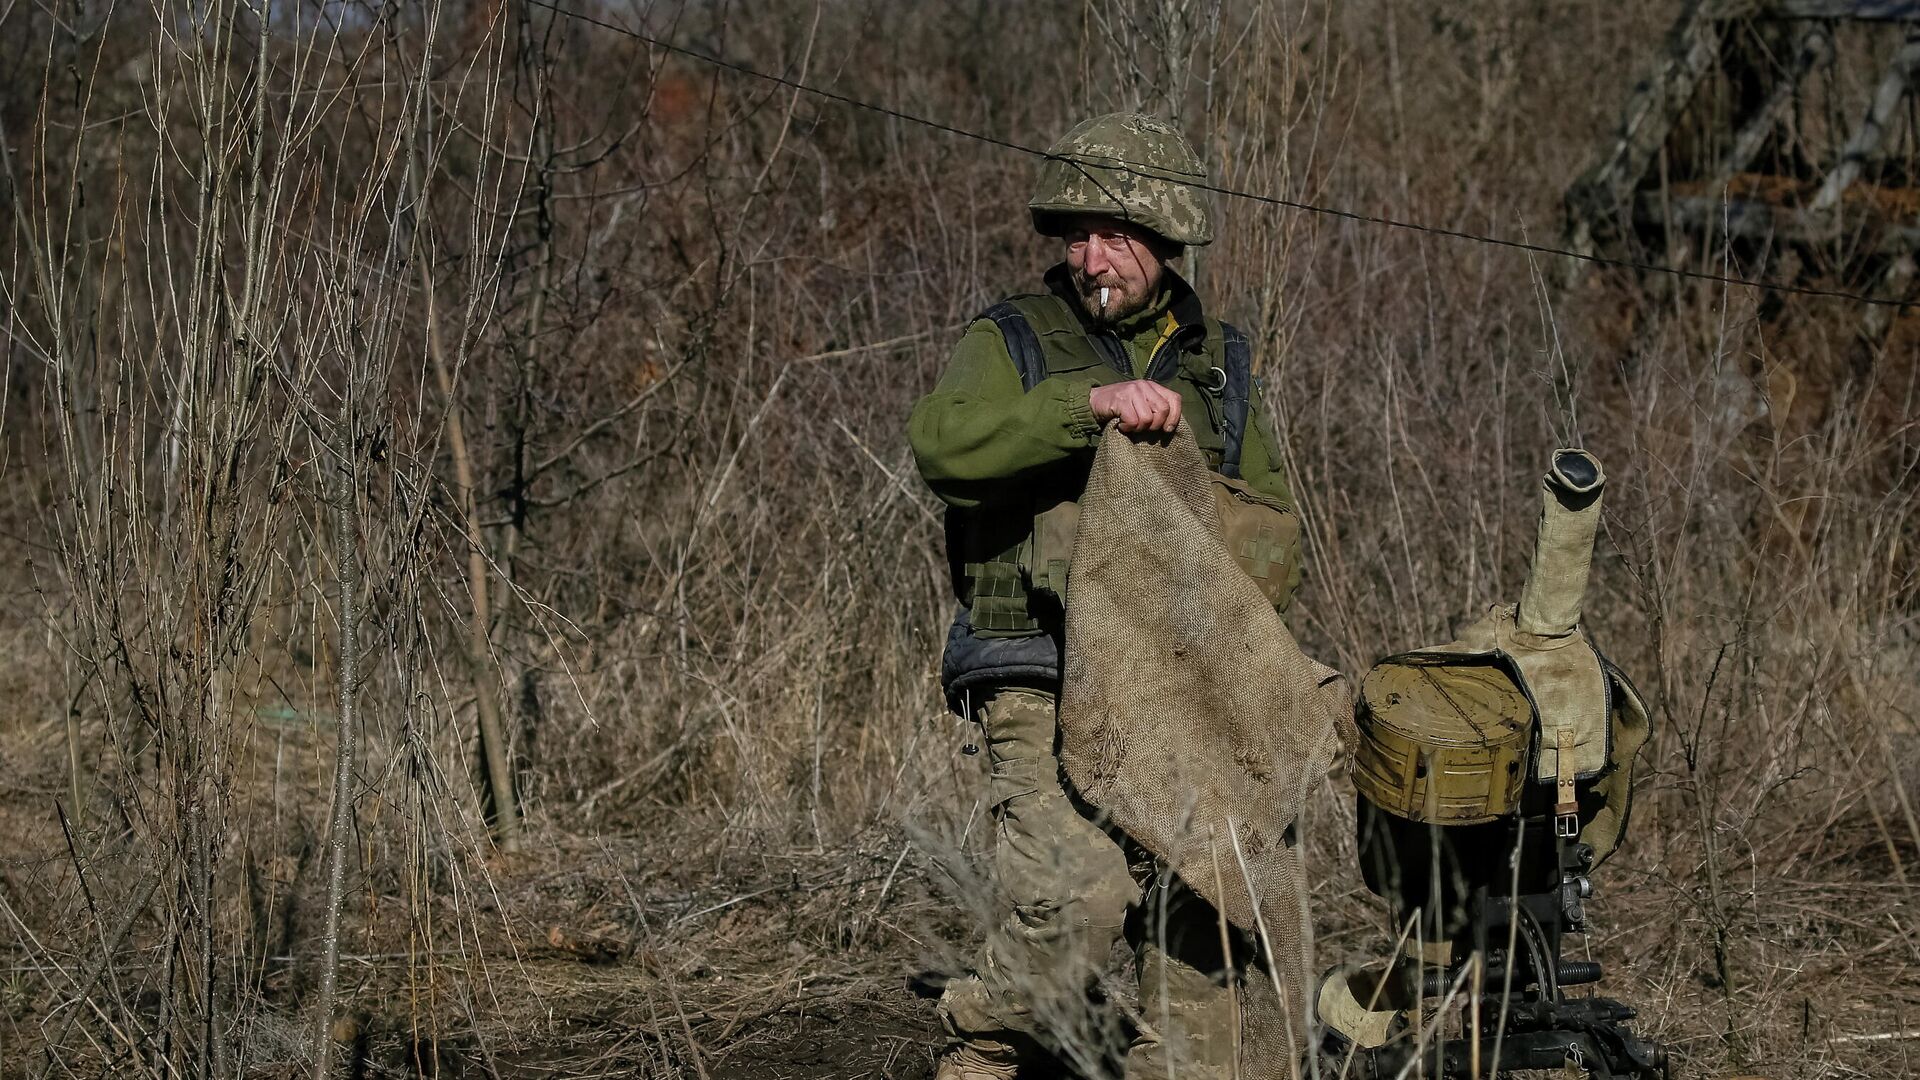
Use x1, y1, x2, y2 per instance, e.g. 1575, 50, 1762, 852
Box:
530, 0, 1913, 309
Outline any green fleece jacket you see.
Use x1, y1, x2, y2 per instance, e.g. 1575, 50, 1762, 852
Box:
908, 277, 1295, 512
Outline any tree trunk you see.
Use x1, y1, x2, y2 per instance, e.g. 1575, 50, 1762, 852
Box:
311, 419, 361, 1079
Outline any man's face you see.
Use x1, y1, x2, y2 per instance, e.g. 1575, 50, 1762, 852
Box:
1061, 216, 1170, 324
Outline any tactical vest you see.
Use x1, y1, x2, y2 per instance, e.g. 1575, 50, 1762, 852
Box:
945, 285, 1298, 641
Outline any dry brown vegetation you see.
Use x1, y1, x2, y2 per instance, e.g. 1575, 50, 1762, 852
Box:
1, 0, 1916, 1077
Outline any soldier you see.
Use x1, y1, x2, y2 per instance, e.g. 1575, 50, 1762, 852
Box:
909, 114, 1304, 1080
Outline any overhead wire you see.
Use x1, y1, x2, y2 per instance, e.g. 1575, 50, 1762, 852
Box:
529, 0, 1913, 309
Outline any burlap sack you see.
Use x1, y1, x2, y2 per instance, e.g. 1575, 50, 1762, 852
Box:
1058, 421, 1351, 1054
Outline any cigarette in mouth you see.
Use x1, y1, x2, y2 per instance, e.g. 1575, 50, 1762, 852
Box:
1099, 286, 1110, 313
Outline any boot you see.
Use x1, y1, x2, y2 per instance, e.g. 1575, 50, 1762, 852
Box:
933, 1039, 1020, 1080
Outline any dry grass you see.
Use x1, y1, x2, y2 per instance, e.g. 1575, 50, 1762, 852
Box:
0, 1, 1916, 1077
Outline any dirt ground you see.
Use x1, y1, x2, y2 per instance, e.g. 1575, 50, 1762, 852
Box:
355, 976, 942, 1079
327, 834, 964, 1080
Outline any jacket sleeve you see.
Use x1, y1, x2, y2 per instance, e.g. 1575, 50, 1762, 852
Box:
909, 320, 1102, 509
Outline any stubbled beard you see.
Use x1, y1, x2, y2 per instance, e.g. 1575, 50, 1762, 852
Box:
1072, 274, 1149, 324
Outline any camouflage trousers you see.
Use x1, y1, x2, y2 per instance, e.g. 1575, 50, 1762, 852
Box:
940, 686, 1254, 1078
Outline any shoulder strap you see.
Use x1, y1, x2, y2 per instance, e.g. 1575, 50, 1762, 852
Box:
980, 301, 1046, 392
1219, 322, 1253, 479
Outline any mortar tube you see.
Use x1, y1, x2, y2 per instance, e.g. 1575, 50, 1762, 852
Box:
1514, 449, 1606, 639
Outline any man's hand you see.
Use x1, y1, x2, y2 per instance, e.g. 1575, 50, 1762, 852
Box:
1088, 380, 1182, 434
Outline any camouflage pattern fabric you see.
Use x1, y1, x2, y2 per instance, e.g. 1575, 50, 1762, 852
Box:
939, 687, 1268, 1079
939, 687, 1134, 1061
1029, 113, 1213, 246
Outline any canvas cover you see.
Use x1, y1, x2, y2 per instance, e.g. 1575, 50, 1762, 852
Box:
1057, 422, 1350, 1068
1398, 605, 1651, 861
1352, 655, 1534, 825
1382, 447, 1652, 862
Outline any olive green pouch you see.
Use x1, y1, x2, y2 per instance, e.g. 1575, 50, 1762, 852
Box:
1353, 656, 1532, 825
1029, 498, 1080, 601
1212, 472, 1302, 613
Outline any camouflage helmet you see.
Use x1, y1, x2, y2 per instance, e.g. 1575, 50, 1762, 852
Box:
1029, 113, 1212, 247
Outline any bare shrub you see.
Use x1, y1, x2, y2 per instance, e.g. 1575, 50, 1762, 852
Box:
0, 1, 1912, 1077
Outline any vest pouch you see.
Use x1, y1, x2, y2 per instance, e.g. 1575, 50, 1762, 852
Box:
952, 509, 1046, 635
1212, 472, 1302, 613
1028, 497, 1080, 601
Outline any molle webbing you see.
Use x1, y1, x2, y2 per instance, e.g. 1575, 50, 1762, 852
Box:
966, 562, 1040, 632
